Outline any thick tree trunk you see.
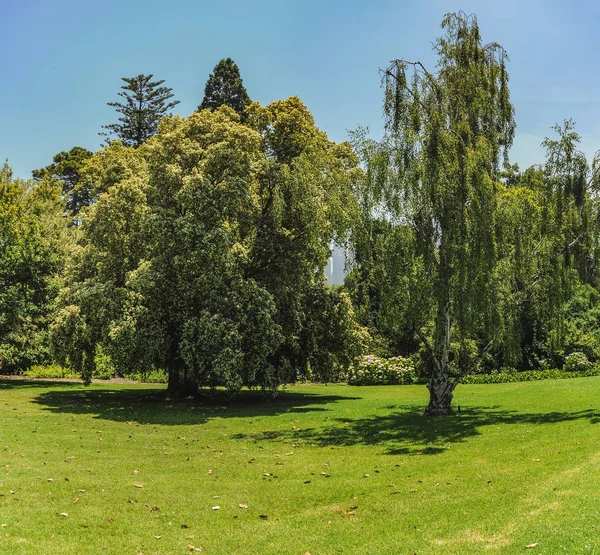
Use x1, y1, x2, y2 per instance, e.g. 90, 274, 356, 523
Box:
424, 363, 457, 416
167, 364, 198, 397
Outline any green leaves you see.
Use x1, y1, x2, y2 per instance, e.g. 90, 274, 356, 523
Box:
54, 98, 363, 395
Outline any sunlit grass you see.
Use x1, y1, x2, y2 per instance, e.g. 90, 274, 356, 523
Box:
1, 377, 599, 554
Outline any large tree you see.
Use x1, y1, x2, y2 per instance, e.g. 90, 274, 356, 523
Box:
101, 74, 180, 147
359, 13, 515, 415
52, 100, 364, 395
199, 58, 251, 117
32, 146, 93, 217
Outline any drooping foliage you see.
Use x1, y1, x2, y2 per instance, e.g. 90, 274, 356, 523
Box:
351, 12, 516, 415
101, 74, 180, 147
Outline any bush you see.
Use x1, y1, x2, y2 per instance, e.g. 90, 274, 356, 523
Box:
347, 355, 421, 385
23, 364, 79, 379
461, 366, 600, 384
129, 369, 168, 383
563, 352, 592, 373
93, 346, 117, 379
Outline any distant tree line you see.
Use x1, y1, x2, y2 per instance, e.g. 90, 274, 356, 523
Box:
3, 20, 600, 414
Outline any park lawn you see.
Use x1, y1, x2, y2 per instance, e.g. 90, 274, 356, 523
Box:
1, 378, 600, 554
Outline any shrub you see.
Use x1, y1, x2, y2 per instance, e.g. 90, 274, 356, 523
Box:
93, 347, 117, 380
461, 366, 600, 384
129, 368, 168, 383
563, 352, 592, 373
347, 355, 421, 385
23, 364, 78, 379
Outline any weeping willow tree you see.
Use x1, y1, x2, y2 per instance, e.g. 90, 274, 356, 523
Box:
379, 12, 515, 415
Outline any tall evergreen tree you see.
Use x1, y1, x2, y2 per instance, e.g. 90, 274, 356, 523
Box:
101, 74, 179, 147
199, 58, 251, 116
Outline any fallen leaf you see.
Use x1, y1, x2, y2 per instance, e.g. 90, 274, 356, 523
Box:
212, 506, 220, 510
207, 469, 213, 475
525, 543, 539, 549
363, 474, 370, 478
58, 512, 68, 517
134, 484, 143, 488
47, 478, 53, 482
73, 498, 79, 504
186, 535, 195, 539
154, 535, 161, 540
238, 504, 248, 509
150, 506, 159, 512
259, 514, 268, 520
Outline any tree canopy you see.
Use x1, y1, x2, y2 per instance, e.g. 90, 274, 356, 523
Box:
52, 99, 365, 396
32, 146, 93, 217
0, 163, 67, 371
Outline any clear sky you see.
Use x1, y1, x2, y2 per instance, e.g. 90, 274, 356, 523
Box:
2, 0, 600, 179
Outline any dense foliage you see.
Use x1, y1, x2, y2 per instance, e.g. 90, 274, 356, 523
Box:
32, 146, 94, 218
50, 100, 365, 396
199, 58, 251, 117
0, 164, 67, 371
4, 13, 600, 414
346, 13, 600, 413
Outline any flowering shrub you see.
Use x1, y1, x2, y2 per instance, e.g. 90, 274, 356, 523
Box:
563, 351, 593, 372
347, 354, 420, 385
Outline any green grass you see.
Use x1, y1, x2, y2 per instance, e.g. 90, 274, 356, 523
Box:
1, 378, 600, 554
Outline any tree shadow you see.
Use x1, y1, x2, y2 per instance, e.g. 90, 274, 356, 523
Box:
29, 384, 361, 426
0, 377, 86, 390
231, 404, 600, 455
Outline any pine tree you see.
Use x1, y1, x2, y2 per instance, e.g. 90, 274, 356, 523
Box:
101, 74, 179, 147
199, 58, 250, 116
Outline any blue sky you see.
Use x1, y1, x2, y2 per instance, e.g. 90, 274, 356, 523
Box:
2, 0, 600, 179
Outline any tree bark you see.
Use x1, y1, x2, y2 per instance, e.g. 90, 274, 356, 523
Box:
424, 225, 455, 416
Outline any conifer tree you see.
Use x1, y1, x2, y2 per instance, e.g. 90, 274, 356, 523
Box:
199, 58, 250, 116
101, 74, 179, 147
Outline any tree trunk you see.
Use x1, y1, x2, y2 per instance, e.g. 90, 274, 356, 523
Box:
167, 364, 198, 397
424, 299, 456, 415
424, 225, 455, 416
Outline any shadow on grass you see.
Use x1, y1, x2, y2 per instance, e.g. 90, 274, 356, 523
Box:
232, 404, 600, 455
0, 377, 86, 390
27, 384, 361, 426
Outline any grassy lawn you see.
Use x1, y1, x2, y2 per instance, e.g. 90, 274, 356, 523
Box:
1, 378, 600, 554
